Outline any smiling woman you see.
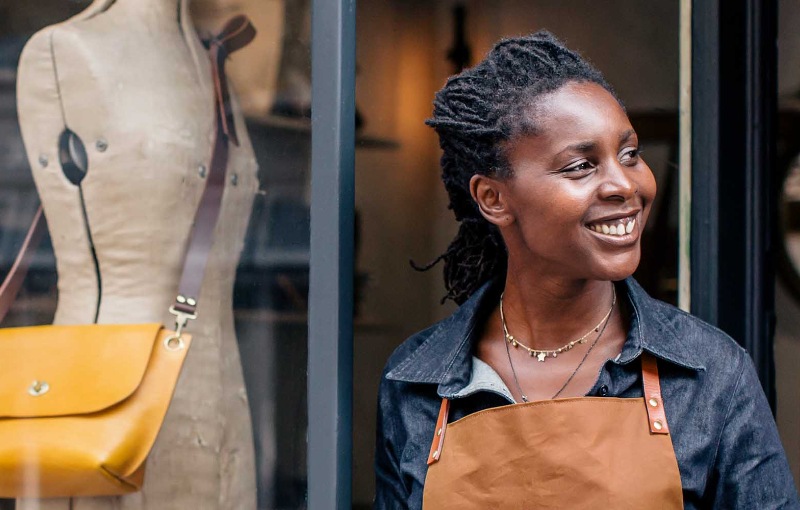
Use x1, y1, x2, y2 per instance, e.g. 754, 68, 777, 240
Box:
477, 81, 656, 285
374, 32, 799, 509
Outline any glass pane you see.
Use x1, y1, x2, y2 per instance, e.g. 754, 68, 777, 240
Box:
354, 1, 679, 507
0, 1, 310, 508
775, 0, 800, 485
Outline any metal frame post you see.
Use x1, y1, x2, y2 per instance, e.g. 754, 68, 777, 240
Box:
690, 0, 720, 325
308, 0, 356, 507
691, 0, 777, 407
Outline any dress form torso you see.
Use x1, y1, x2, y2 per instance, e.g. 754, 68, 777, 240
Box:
15, 0, 258, 507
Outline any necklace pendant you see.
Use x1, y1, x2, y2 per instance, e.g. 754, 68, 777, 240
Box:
537, 352, 546, 362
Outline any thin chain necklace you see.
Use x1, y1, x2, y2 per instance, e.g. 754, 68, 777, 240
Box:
502, 285, 616, 402
500, 285, 616, 362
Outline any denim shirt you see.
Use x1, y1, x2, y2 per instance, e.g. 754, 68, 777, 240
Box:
374, 278, 800, 509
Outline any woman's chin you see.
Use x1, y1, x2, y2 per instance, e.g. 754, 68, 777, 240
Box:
588, 254, 640, 282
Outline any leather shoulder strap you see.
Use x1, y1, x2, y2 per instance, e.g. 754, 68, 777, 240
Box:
0, 208, 46, 322
0, 16, 256, 326
641, 353, 670, 435
170, 15, 256, 318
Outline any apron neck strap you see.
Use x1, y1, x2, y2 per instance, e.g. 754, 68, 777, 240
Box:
428, 398, 450, 465
641, 353, 670, 434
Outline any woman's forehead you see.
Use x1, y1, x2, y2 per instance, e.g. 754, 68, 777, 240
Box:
506, 85, 634, 167
520, 82, 632, 146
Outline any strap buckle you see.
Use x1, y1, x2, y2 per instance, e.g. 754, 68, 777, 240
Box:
164, 300, 198, 351
169, 305, 197, 337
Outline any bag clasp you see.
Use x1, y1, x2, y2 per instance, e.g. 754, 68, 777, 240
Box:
164, 297, 198, 351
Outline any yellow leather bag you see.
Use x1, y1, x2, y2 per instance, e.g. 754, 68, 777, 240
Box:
0, 16, 255, 498
0, 324, 191, 497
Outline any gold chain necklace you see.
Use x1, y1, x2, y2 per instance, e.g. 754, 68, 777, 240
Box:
499, 285, 616, 362
504, 297, 614, 402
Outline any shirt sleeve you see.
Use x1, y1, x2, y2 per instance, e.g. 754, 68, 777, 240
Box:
710, 351, 800, 508
374, 376, 410, 509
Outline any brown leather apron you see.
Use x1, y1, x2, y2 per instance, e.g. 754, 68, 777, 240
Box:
422, 354, 683, 509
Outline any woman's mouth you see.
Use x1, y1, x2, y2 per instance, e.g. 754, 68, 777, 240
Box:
586, 215, 636, 236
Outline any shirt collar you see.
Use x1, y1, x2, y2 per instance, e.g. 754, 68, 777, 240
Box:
616, 277, 706, 372
386, 277, 705, 398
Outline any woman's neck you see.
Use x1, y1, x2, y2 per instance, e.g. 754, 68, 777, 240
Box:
500, 272, 616, 351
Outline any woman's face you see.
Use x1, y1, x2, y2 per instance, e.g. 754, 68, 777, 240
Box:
493, 81, 656, 282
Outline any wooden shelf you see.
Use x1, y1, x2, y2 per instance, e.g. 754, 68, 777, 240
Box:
246, 115, 400, 150
234, 308, 387, 329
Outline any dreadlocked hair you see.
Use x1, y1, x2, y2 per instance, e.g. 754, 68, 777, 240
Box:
421, 31, 617, 305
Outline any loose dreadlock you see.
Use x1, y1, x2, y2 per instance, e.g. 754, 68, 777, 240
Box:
421, 31, 618, 305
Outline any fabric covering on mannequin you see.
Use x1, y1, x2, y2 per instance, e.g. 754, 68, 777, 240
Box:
15, 0, 259, 507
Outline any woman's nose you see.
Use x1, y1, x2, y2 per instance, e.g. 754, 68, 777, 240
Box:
598, 162, 637, 202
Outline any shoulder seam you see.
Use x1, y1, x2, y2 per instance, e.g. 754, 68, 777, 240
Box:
657, 301, 745, 348
706, 349, 747, 491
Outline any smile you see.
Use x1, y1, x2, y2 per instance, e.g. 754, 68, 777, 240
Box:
585, 215, 637, 237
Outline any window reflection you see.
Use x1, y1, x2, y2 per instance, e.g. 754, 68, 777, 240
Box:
0, 1, 310, 508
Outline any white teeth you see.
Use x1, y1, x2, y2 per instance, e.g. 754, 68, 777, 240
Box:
589, 216, 637, 236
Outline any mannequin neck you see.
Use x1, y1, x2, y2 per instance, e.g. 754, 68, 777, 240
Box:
102, 0, 185, 18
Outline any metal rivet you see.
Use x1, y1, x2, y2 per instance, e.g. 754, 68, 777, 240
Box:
436, 428, 442, 436
38, 154, 49, 167
176, 295, 187, 304
186, 297, 197, 307
648, 397, 659, 407
95, 138, 108, 152
432, 451, 439, 460
198, 165, 207, 178
28, 380, 50, 397
230, 173, 238, 186
653, 420, 663, 430
164, 334, 185, 351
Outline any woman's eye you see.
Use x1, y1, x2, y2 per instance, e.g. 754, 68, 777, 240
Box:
620, 147, 641, 163
563, 161, 594, 175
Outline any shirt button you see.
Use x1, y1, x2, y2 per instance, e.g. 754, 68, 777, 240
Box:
598, 385, 609, 397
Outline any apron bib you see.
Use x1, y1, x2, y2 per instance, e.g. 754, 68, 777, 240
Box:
422, 354, 683, 509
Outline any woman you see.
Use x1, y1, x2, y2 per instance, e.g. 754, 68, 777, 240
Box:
374, 32, 799, 509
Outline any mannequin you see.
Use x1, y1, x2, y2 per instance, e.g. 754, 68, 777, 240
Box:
15, 0, 258, 508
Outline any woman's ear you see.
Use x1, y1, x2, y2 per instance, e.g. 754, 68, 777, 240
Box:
469, 174, 513, 226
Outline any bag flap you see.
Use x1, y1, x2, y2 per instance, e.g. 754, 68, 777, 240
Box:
0, 323, 164, 418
